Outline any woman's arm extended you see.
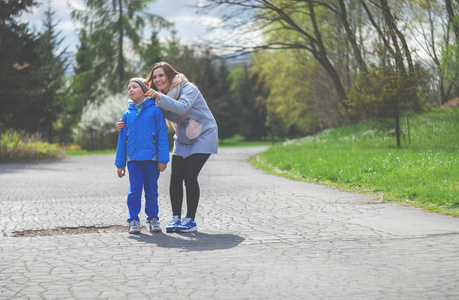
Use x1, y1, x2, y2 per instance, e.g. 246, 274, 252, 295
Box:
156, 84, 199, 115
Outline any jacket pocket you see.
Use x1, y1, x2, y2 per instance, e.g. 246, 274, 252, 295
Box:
185, 119, 202, 140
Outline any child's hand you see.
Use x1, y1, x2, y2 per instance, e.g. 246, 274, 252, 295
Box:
158, 163, 167, 172
116, 119, 126, 132
117, 168, 126, 178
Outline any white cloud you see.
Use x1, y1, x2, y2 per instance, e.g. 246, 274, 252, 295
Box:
18, 0, 259, 55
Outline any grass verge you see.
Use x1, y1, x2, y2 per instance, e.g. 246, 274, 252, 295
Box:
219, 134, 271, 147
251, 109, 459, 216
0, 131, 63, 161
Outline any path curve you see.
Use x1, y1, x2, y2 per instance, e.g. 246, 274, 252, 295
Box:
0, 146, 458, 299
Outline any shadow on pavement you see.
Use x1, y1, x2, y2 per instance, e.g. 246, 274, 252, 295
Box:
128, 232, 245, 252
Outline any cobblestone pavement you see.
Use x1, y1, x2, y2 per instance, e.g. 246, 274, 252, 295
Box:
1, 146, 458, 299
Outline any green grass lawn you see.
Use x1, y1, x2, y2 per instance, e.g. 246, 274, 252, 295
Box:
63, 149, 116, 156
62, 134, 271, 156
251, 109, 459, 216
219, 134, 271, 147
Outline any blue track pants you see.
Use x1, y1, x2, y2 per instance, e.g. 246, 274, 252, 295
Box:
127, 161, 160, 223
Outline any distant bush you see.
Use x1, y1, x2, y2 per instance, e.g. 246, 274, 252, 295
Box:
73, 93, 127, 150
0, 131, 64, 161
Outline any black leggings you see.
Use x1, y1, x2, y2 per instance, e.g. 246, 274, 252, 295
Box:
170, 154, 210, 220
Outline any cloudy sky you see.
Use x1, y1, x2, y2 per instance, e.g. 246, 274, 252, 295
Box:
20, 0, 228, 53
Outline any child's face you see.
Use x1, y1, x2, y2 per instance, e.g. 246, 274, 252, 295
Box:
127, 82, 145, 103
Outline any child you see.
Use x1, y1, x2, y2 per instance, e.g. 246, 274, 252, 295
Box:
115, 78, 169, 234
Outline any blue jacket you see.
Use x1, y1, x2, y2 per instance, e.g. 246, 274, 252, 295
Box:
115, 99, 169, 168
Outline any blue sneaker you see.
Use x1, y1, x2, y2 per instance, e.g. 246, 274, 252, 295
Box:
165, 216, 181, 233
176, 216, 197, 233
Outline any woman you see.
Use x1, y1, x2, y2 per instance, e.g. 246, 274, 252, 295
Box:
118, 62, 218, 233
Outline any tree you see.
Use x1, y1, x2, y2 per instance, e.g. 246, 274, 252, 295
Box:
445, 0, 459, 41
442, 0, 459, 98
347, 65, 420, 142
229, 64, 267, 140
208, 59, 237, 142
406, 0, 455, 104
251, 49, 333, 140
70, 0, 171, 93
57, 29, 102, 144
357, 0, 427, 147
140, 30, 163, 73
0, 0, 39, 132
199, 0, 373, 112
439, 40, 459, 98
33, 2, 68, 143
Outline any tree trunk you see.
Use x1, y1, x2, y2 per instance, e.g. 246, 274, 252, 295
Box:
394, 100, 401, 148
117, 0, 124, 93
445, 0, 459, 41
314, 52, 349, 109
337, 0, 367, 73
308, 1, 349, 110
379, 0, 413, 74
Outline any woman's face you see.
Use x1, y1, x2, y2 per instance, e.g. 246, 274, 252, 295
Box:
127, 81, 145, 103
152, 67, 170, 94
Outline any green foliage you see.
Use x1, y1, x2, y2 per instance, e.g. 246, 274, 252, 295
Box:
253, 109, 459, 215
0, 131, 63, 161
220, 134, 270, 147
33, 4, 68, 143
346, 64, 431, 147
229, 65, 268, 141
0, 2, 68, 144
347, 65, 422, 119
0, 0, 39, 132
251, 49, 340, 140
140, 31, 164, 72
439, 39, 459, 88
206, 60, 236, 141
64, 149, 115, 156
70, 0, 171, 93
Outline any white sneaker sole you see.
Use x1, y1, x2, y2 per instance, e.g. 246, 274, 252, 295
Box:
176, 226, 197, 233
129, 228, 141, 234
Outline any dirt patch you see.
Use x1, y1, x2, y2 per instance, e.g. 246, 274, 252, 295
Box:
12, 225, 133, 237
442, 97, 459, 109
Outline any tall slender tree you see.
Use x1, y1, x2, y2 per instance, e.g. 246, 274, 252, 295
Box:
443, 0, 459, 98
71, 0, 171, 93
445, 0, 459, 40
33, 2, 68, 143
229, 64, 267, 140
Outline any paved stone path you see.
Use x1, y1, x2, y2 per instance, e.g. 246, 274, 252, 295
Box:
1, 146, 458, 299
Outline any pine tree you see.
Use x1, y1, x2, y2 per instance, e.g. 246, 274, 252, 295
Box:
70, 0, 171, 93
32, 2, 68, 143
210, 60, 237, 142
140, 31, 163, 73
229, 64, 267, 141
0, 0, 39, 132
